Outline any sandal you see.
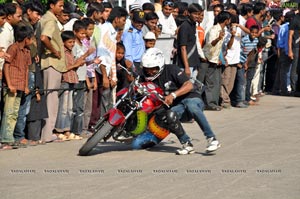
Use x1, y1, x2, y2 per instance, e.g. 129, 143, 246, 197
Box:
29, 140, 38, 146
57, 134, 71, 141
46, 134, 64, 143
68, 133, 83, 140
37, 140, 46, 145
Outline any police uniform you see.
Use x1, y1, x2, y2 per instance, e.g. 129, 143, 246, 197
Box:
121, 11, 146, 75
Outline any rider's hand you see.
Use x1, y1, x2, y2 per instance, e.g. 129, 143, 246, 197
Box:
164, 94, 174, 105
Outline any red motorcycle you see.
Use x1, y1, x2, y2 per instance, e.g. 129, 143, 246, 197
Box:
78, 75, 168, 156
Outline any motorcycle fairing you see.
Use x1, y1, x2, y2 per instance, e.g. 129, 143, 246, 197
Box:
107, 108, 126, 126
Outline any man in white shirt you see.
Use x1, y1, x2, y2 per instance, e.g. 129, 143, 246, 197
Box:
220, 19, 242, 108
201, 11, 231, 111
0, 3, 22, 122
156, 0, 177, 36
96, 7, 128, 114
0, 3, 22, 73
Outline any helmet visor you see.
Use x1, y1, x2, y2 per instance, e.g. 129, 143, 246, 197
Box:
143, 66, 160, 81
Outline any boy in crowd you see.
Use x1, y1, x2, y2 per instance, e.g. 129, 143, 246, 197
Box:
97, 7, 128, 115
244, 37, 267, 105
70, 20, 95, 139
231, 25, 259, 108
144, 31, 157, 49
0, 26, 33, 150
14, 0, 44, 147
0, 3, 22, 122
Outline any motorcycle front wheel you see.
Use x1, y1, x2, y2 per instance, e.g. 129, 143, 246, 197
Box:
78, 122, 114, 156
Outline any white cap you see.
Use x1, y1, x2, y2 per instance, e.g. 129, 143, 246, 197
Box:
144, 31, 156, 40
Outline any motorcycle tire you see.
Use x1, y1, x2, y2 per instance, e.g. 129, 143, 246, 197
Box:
78, 122, 114, 156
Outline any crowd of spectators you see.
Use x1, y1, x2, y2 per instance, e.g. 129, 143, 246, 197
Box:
0, 0, 299, 150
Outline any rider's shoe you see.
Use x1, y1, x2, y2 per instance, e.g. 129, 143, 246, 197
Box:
176, 141, 195, 155
114, 132, 133, 143
206, 137, 221, 153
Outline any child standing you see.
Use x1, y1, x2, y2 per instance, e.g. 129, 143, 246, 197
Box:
244, 37, 267, 105
0, 26, 33, 150
116, 42, 134, 92
81, 18, 100, 135
70, 20, 95, 139
55, 31, 87, 140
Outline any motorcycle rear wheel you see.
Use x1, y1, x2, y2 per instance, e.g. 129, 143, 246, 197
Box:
78, 122, 114, 156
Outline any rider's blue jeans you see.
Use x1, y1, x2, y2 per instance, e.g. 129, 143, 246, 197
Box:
171, 97, 216, 139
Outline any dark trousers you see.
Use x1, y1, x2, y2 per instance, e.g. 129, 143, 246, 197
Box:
230, 67, 246, 106
201, 62, 222, 108
27, 120, 43, 141
265, 50, 278, 92
71, 81, 86, 134
290, 47, 300, 92
89, 72, 103, 128
273, 49, 292, 94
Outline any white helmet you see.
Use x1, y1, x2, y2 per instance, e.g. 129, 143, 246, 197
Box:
141, 48, 165, 81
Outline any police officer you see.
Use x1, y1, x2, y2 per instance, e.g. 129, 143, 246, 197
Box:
121, 11, 146, 75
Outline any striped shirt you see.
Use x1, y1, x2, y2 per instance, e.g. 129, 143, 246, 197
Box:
4, 42, 31, 91
240, 35, 258, 64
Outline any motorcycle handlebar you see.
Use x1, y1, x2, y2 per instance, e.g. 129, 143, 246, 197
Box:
117, 64, 139, 78
119, 67, 169, 108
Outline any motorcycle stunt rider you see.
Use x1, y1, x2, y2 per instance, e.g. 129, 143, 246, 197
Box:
132, 48, 221, 154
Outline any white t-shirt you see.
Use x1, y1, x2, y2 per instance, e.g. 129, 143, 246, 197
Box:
96, 22, 117, 81
223, 27, 242, 65
239, 15, 247, 37
0, 22, 14, 70
157, 11, 177, 36
73, 42, 87, 81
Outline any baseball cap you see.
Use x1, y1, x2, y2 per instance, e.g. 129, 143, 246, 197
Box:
132, 11, 145, 23
144, 31, 156, 40
129, 4, 142, 12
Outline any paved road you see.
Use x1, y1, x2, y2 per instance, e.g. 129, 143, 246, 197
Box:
0, 95, 299, 199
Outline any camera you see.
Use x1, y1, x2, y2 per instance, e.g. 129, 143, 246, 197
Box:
157, 24, 162, 31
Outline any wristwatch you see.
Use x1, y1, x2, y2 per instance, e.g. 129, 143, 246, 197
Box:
170, 92, 177, 99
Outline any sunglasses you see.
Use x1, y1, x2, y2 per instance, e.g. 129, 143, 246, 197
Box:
163, 1, 174, 7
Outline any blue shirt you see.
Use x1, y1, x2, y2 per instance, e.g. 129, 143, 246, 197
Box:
240, 35, 258, 64
121, 25, 145, 63
277, 22, 289, 55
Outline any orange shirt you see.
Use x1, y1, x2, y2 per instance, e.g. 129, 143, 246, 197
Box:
197, 25, 205, 47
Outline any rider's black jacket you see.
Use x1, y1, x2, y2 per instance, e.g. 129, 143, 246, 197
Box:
142, 64, 201, 106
